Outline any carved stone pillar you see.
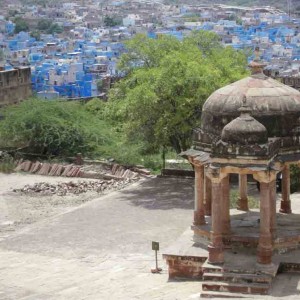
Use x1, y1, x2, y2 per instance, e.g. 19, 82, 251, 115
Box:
280, 165, 292, 214
254, 171, 276, 265
237, 174, 248, 211
194, 164, 206, 226
204, 176, 212, 216
270, 180, 277, 237
207, 167, 227, 264
221, 174, 230, 235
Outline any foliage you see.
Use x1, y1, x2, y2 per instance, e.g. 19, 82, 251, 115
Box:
230, 189, 259, 209
47, 23, 63, 34
290, 164, 300, 193
37, 19, 52, 31
96, 79, 103, 92
85, 98, 106, 115
0, 99, 114, 157
8, 10, 19, 18
30, 30, 41, 41
107, 32, 249, 154
14, 17, 29, 33
103, 15, 122, 27
0, 152, 15, 173
0, 49, 4, 61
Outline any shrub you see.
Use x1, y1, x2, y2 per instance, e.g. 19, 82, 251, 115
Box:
0, 98, 112, 157
0, 152, 15, 173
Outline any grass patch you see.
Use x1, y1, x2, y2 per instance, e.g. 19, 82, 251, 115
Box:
0, 153, 15, 173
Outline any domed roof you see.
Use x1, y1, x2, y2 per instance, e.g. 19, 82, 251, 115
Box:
200, 73, 300, 138
203, 73, 300, 116
221, 105, 268, 145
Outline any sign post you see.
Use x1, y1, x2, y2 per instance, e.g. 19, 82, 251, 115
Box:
151, 241, 162, 273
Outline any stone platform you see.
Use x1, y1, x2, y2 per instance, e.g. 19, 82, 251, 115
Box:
193, 209, 300, 252
163, 209, 300, 298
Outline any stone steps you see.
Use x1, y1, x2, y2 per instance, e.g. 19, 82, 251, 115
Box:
200, 258, 276, 297
200, 290, 250, 298
202, 281, 270, 295
203, 271, 273, 284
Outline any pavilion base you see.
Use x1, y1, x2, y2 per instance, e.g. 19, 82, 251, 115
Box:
163, 211, 300, 298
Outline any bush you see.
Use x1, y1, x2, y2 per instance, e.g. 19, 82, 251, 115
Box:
0, 152, 15, 173
0, 98, 113, 157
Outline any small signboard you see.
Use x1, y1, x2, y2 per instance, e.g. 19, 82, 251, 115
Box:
152, 241, 159, 251
151, 241, 162, 273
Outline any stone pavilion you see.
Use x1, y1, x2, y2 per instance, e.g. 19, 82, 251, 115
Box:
163, 60, 300, 297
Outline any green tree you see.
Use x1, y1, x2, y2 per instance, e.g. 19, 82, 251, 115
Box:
103, 15, 121, 27
107, 32, 249, 154
37, 19, 52, 31
47, 23, 63, 34
0, 48, 4, 62
14, 17, 29, 33
30, 30, 41, 41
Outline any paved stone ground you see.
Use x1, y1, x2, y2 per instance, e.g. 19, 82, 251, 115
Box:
1, 175, 300, 299
0, 176, 203, 300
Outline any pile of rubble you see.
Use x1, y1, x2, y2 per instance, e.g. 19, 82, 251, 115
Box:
13, 179, 131, 196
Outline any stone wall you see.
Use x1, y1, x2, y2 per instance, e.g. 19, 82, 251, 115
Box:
0, 67, 32, 107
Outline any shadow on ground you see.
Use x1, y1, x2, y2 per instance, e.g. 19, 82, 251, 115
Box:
121, 177, 194, 210
270, 273, 300, 297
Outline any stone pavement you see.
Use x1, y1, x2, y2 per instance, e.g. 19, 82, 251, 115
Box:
0, 177, 203, 300
1, 176, 300, 299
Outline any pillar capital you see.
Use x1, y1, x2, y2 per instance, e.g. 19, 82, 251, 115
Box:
253, 170, 277, 183
187, 156, 205, 167
206, 165, 228, 183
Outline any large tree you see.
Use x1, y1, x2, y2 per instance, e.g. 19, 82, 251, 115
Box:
107, 32, 249, 154
14, 17, 29, 33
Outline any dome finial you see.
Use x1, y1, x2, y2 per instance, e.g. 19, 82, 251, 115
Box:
249, 46, 267, 75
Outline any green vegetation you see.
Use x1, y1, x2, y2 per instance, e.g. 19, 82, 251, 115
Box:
0, 49, 4, 62
0, 99, 113, 157
107, 32, 248, 155
290, 164, 300, 193
0, 152, 15, 173
37, 19, 52, 31
47, 23, 63, 35
0, 32, 249, 171
14, 17, 29, 34
30, 30, 41, 41
0, 98, 167, 170
103, 15, 122, 27
230, 189, 259, 209
36, 20, 63, 35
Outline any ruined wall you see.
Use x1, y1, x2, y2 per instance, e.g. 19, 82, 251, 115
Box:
0, 67, 32, 107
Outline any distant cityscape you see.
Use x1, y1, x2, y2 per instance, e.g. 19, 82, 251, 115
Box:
0, 0, 300, 101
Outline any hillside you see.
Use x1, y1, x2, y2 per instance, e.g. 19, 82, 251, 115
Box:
166, 0, 300, 12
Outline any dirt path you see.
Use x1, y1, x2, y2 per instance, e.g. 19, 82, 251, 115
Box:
0, 173, 131, 240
